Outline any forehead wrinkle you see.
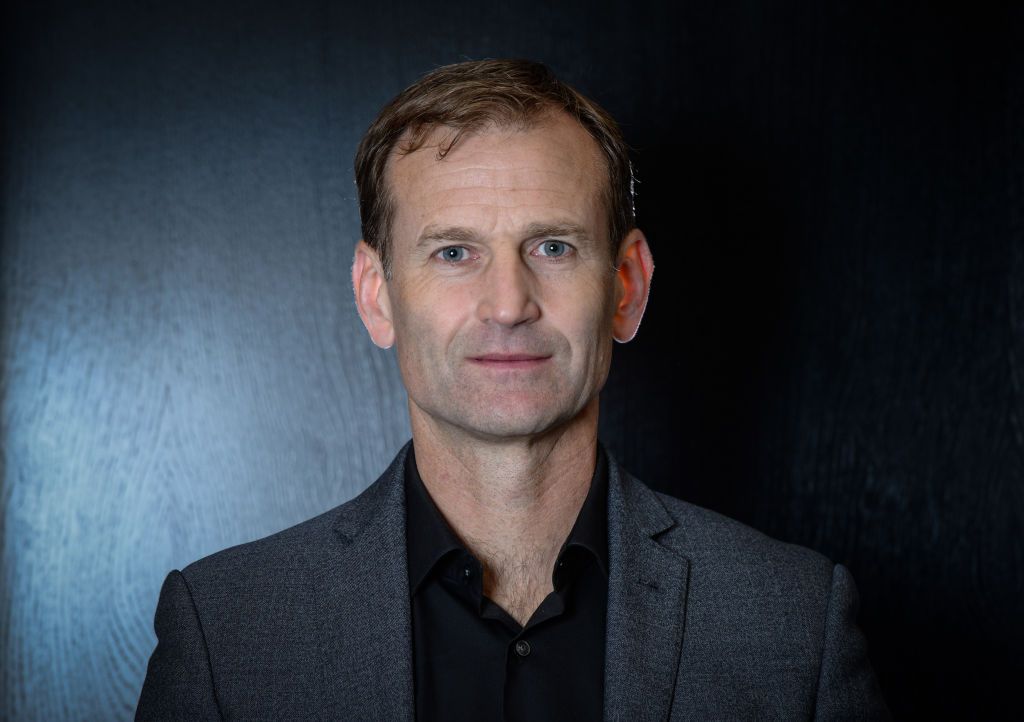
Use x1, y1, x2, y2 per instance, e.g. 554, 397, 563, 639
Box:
391, 164, 596, 225
390, 128, 603, 202
419, 189, 588, 213
413, 165, 592, 192
409, 194, 601, 250
416, 220, 593, 248
388, 117, 609, 254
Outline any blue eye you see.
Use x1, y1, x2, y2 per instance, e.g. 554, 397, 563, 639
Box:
538, 240, 571, 257
438, 246, 469, 263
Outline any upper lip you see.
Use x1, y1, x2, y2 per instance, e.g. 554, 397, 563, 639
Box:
471, 353, 551, 361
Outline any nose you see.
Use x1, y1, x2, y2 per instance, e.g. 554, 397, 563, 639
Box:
475, 251, 541, 327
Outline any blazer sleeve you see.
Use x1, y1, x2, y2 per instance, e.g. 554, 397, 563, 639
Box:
813, 563, 891, 721
136, 570, 223, 721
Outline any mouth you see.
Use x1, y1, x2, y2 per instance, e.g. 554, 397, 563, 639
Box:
468, 353, 552, 368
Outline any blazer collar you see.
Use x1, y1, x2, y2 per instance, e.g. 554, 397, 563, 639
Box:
603, 445, 691, 721
316, 439, 690, 722
317, 440, 416, 720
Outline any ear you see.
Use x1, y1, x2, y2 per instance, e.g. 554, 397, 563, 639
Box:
351, 239, 395, 349
611, 229, 655, 343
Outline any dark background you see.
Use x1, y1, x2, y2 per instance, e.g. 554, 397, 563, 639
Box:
3, 0, 1021, 718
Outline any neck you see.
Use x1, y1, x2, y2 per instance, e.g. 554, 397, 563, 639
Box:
408, 397, 599, 622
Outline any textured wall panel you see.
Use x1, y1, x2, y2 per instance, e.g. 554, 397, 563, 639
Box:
2, 1, 1021, 719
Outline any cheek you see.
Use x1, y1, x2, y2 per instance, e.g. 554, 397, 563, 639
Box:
545, 278, 616, 350
391, 282, 475, 360
577, 271, 617, 326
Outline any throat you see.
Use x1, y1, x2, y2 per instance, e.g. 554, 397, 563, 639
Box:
480, 555, 557, 627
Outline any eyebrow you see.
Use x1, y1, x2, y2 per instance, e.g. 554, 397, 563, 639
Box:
415, 222, 593, 247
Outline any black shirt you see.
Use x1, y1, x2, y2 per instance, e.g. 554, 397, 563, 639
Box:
404, 442, 609, 722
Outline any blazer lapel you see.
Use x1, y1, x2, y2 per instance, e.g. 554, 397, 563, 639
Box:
314, 441, 416, 721
603, 451, 691, 722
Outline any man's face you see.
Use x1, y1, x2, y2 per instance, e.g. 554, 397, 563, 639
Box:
372, 113, 623, 441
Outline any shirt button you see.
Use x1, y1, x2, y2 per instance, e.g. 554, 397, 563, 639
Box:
514, 640, 531, 657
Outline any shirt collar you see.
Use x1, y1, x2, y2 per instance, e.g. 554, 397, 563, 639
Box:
404, 440, 610, 597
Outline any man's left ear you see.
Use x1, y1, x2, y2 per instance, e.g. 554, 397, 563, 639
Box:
611, 229, 655, 343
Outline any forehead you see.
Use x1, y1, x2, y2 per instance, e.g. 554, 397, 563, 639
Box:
385, 112, 607, 240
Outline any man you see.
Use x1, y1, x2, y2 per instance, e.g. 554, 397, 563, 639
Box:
137, 59, 889, 720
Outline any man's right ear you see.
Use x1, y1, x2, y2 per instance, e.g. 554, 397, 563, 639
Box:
351, 240, 395, 349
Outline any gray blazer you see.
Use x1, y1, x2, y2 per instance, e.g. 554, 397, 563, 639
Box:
137, 440, 889, 720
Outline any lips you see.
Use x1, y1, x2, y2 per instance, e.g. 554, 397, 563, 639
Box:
467, 353, 553, 370
472, 353, 551, 362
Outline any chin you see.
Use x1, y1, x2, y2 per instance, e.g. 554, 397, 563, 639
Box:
411, 386, 588, 440
449, 404, 581, 441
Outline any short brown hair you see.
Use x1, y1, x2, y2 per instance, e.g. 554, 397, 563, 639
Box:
354, 58, 636, 279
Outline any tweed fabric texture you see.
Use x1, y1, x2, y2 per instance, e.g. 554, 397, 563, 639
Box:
136, 439, 889, 720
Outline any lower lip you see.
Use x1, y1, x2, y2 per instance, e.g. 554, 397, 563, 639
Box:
469, 357, 551, 369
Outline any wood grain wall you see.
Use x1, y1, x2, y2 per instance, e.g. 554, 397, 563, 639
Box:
2, 0, 1021, 718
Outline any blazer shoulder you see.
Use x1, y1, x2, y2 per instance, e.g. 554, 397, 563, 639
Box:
646, 487, 840, 668
180, 500, 343, 585
179, 441, 411, 590
615, 481, 886, 717
650, 487, 835, 589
